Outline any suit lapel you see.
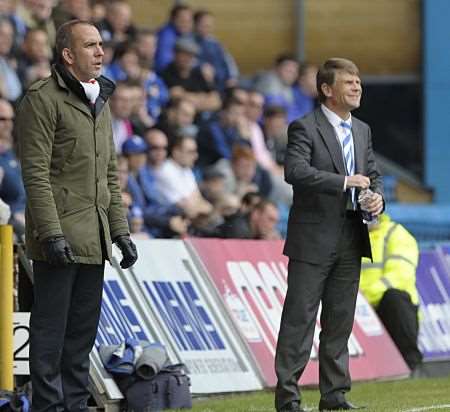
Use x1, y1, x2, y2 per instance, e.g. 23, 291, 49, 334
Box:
314, 109, 346, 175
351, 120, 363, 174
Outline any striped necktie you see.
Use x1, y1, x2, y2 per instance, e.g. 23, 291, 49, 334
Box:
341, 121, 356, 208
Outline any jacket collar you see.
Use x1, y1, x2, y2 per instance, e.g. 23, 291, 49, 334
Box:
314, 107, 346, 175
314, 107, 364, 175
52, 64, 116, 117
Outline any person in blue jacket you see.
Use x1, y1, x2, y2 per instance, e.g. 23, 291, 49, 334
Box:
154, 4, 193, 73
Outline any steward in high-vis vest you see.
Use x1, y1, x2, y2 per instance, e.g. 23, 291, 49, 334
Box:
360, 213, 422, 371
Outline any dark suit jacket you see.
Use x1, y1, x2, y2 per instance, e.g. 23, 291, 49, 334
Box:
283, 107, 383, 264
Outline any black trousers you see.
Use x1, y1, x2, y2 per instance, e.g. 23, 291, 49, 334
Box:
376, 288, 422, 370
30, 261, 104, 412
275, 217, 363, 411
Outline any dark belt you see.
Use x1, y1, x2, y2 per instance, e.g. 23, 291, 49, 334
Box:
345, 210, 359, 219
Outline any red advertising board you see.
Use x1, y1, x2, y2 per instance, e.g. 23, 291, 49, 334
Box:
188, 238, 409, 387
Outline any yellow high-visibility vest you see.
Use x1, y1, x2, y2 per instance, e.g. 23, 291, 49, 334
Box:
360, 214, 419, 307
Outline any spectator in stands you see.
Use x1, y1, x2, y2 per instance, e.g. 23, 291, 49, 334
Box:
197, 97, 251, 168
154, 134, 213, 220
136, 28, 156, 70
139, 128, 189, 238
154, 3, 193, 73
254, 54, 299, 122
156, 96, 197, 146
360, 214, 422, 372
16, 0, 56, 48
0, 98, 25, 236
110, 81, 135, 153
16, 28, 51, 88
216, 144, 273, 200
0, 17, 22, 101
126, 80, 158, 134
96, 0, 136, 44
107, 43, 143, 83
133, 31, 170, 123
0, 0, 27, 53
245, 89, 281, 173
218, 199, 280, 240
16, 20, 137, 411
160, 37, 221, 115
240, 191, 262, 214
263, 105, 288, 166
292, 62, 318, 120
194, 9, 239, 92
52, 0, 92, 29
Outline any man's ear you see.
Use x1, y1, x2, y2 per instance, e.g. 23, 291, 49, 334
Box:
321, 83, 332, 98
62, 48, 74, 65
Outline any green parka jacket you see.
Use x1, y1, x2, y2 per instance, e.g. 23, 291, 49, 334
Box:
16, 66, 129, 264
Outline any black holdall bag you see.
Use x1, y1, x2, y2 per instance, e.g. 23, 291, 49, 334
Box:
119, 364, 192, 412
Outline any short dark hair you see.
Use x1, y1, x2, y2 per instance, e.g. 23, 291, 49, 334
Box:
275, 53, 297, 67
55, 20, 97, 65
194, 10, 212, 25
222, 96, 245, 112
316, 57, 359, 103
170, 4, 192, 20
263, 105, 287, 118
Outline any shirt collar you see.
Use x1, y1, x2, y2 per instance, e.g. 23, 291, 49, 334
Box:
321, 104, 352, 128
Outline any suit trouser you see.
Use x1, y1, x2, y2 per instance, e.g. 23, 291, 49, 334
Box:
30, 261, 104, 412
376, 288, 422, 370
275, 217, 362, 411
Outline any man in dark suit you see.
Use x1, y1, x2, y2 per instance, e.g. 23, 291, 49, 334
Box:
274, 58, 384, 412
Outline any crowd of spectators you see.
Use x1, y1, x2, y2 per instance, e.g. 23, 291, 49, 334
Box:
0, 0, 318, 241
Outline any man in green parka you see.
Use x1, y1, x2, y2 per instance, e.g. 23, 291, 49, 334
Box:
16, 20, 138, 412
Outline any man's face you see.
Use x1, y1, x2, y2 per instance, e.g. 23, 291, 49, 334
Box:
174, 138, 198, 168
252, 204, 279, 238
324, 70, 362, 113
108, 2, 131, 33
110, 86, 134, 119
174, 50, 195, 72
64, 23, 104, 81
137, 34, 156, 62
173, 9, 193, 34
24, 30, 49, 62
195, 14, 214, 37
223, 104, 245, 128
246, 92, 264, 122
0, 21, 13, 56
172, 101, 196, 127
0, 100, 14, 146
26, 0, 52, 21
145, 130, 168, 167
277, 60, 299, 85
232, 157, 256, 183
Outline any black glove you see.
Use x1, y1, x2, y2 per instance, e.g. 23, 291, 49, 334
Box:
42, 235, 76, 266
114, 235, 138, 269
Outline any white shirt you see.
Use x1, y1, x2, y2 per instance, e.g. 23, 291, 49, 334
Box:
321, 104, 354, 191
154, 159, 198, 204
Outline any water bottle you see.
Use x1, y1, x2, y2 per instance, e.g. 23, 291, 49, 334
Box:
358, 188, 378, 225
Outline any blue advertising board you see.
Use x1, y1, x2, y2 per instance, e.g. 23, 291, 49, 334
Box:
417, 249, 450, 361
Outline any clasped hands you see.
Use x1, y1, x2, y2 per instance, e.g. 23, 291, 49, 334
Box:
346, 174, 384, 217
42, 234, 138, 268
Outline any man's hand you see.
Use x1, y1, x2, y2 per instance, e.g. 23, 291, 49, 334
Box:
114, 235, 138, 269
363, 192, 384, 216
346, 174, 370, 189
42, 235, 75, 266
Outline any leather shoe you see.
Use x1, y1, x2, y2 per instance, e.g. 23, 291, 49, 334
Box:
319, 399, 364, 411
278, 400, 305, 412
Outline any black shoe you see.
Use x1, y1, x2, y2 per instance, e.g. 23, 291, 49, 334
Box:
279, 400, 305, 412
319, 399, 364, 411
